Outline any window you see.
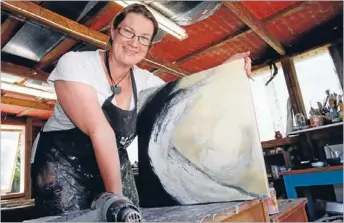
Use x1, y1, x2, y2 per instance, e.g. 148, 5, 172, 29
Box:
1, 125, 26, 198
250, 63, 290, 141
1, 73, 56, 100
293, 47, 343, 118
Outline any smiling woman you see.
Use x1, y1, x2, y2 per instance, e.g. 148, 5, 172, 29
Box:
30, 3, 165, 217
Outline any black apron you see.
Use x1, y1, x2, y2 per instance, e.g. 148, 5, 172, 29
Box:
31, 70, 139, 217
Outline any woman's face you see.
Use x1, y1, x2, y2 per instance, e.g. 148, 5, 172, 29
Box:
110, 12, 154, 66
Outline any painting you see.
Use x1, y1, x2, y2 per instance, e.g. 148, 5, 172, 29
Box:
136, 59, 269, 208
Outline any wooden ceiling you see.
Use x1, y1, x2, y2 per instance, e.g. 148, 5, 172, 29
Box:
1, 1, 343, 121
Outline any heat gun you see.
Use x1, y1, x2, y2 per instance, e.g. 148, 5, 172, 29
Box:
27, 193, 142, 222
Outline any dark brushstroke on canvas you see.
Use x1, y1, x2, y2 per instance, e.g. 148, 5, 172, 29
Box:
137, 79, 183, 207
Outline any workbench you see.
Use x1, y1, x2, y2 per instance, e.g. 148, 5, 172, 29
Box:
270, 199, 308, 222
141, 199, 269, 222
2, 198, 309, 222
280, 165, 343, 221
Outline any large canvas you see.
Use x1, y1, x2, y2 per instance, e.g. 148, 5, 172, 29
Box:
136, 59, 269, 208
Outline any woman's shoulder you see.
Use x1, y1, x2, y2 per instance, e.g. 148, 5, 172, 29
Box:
57, 50, 99, 67
47, 50, 101, 86
132, 65, 166, 91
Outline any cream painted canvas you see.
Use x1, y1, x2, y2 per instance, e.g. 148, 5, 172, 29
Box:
136, 59, 269, 208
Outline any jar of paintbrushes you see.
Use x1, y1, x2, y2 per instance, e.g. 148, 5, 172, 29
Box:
310, 90, 343, 125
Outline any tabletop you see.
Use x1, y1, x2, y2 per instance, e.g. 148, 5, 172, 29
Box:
141, 199, 264, 222
269, 198, 307, 221
280, 165, 343, 175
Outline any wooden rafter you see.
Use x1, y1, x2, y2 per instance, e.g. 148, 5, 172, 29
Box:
1, 1, 189, 77
1, 61, 48, 82
1, 89, 41, 102
174, 1, 310, 64
1, 17, 22, 49
1, 114, 46, 127
1, 96, 54, 111
35, 2, 123, 71
15, 78, 29, 86
16, 109, 33, 117
223, 2, 286, 55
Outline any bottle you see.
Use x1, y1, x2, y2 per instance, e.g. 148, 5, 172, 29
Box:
274, 131, 282, 139
267, 182, 279, 215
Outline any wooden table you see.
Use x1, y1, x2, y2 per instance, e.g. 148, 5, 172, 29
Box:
24, 199, 270, 222
141, 199, 270, 222
280, 165, 343, 221
270, 199, 308, 222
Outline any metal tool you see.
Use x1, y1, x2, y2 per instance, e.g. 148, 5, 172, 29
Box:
28, 193, 142, 222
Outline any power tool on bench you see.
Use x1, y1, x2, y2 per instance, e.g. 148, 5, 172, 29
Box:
29, 193, 142, 222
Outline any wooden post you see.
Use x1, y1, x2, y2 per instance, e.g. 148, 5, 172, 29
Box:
281, 57, 306, 116
24, 118, 33, 198
281, 57, 315, 160
328, 41, 343, 89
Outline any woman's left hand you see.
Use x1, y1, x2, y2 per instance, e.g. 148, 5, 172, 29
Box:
224, 51, 252, 78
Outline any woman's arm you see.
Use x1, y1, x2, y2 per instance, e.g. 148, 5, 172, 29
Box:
55, 80, 122, 195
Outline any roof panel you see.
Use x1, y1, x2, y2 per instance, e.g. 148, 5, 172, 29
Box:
2, 22, 65, 62
242, 1, 299, 20
149, 5, 246, 62
267, 1, 343, 46
41, 1, 93, 22
178, 32, 268, 73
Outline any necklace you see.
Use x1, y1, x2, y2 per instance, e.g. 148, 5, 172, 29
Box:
104, 50, 130, 95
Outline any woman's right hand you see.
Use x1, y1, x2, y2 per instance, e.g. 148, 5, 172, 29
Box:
55, 80, 123, 195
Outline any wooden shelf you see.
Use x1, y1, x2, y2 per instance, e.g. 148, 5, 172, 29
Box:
261, 137, 299, 149
286, 122, 343, 136
264, 153, 284, 158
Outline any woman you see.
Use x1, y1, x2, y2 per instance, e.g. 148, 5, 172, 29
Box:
30, 3, 252, 216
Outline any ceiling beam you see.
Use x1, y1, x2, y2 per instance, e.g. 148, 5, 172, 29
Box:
1, 89, 49, 102
16, 109, 34, 117
174, 1, 311, 64
1, 113, 46, 127
1, 61, 48, 82
1, 1, 107, 47
1, 1, 188, 77
1, 96, 54, 111
223, 2, 286, 55
35, 2, 123, 71
1, 17, 22, 49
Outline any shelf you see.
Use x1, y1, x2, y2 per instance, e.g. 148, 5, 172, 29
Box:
286, 122, 343, 136
268, 177, 283, 181
261, 137, 299, 149
264, 153, 284, 158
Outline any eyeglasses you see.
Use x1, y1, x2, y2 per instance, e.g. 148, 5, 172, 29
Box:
116, 27, 152, 46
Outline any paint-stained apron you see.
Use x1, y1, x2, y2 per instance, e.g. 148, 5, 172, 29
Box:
31, 70, 139, 217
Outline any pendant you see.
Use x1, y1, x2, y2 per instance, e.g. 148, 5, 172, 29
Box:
111, 85, 121, 95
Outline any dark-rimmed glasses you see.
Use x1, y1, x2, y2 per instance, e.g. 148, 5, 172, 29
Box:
116, 27, 152, 46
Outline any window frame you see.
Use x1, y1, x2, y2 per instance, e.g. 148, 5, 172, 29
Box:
1, 128, 23, 196
1, 118, 32, 200
292, 46, 343, 119
250, 62, 290, 142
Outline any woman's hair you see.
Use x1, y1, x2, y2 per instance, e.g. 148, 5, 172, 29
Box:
108, 3, 159, 48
